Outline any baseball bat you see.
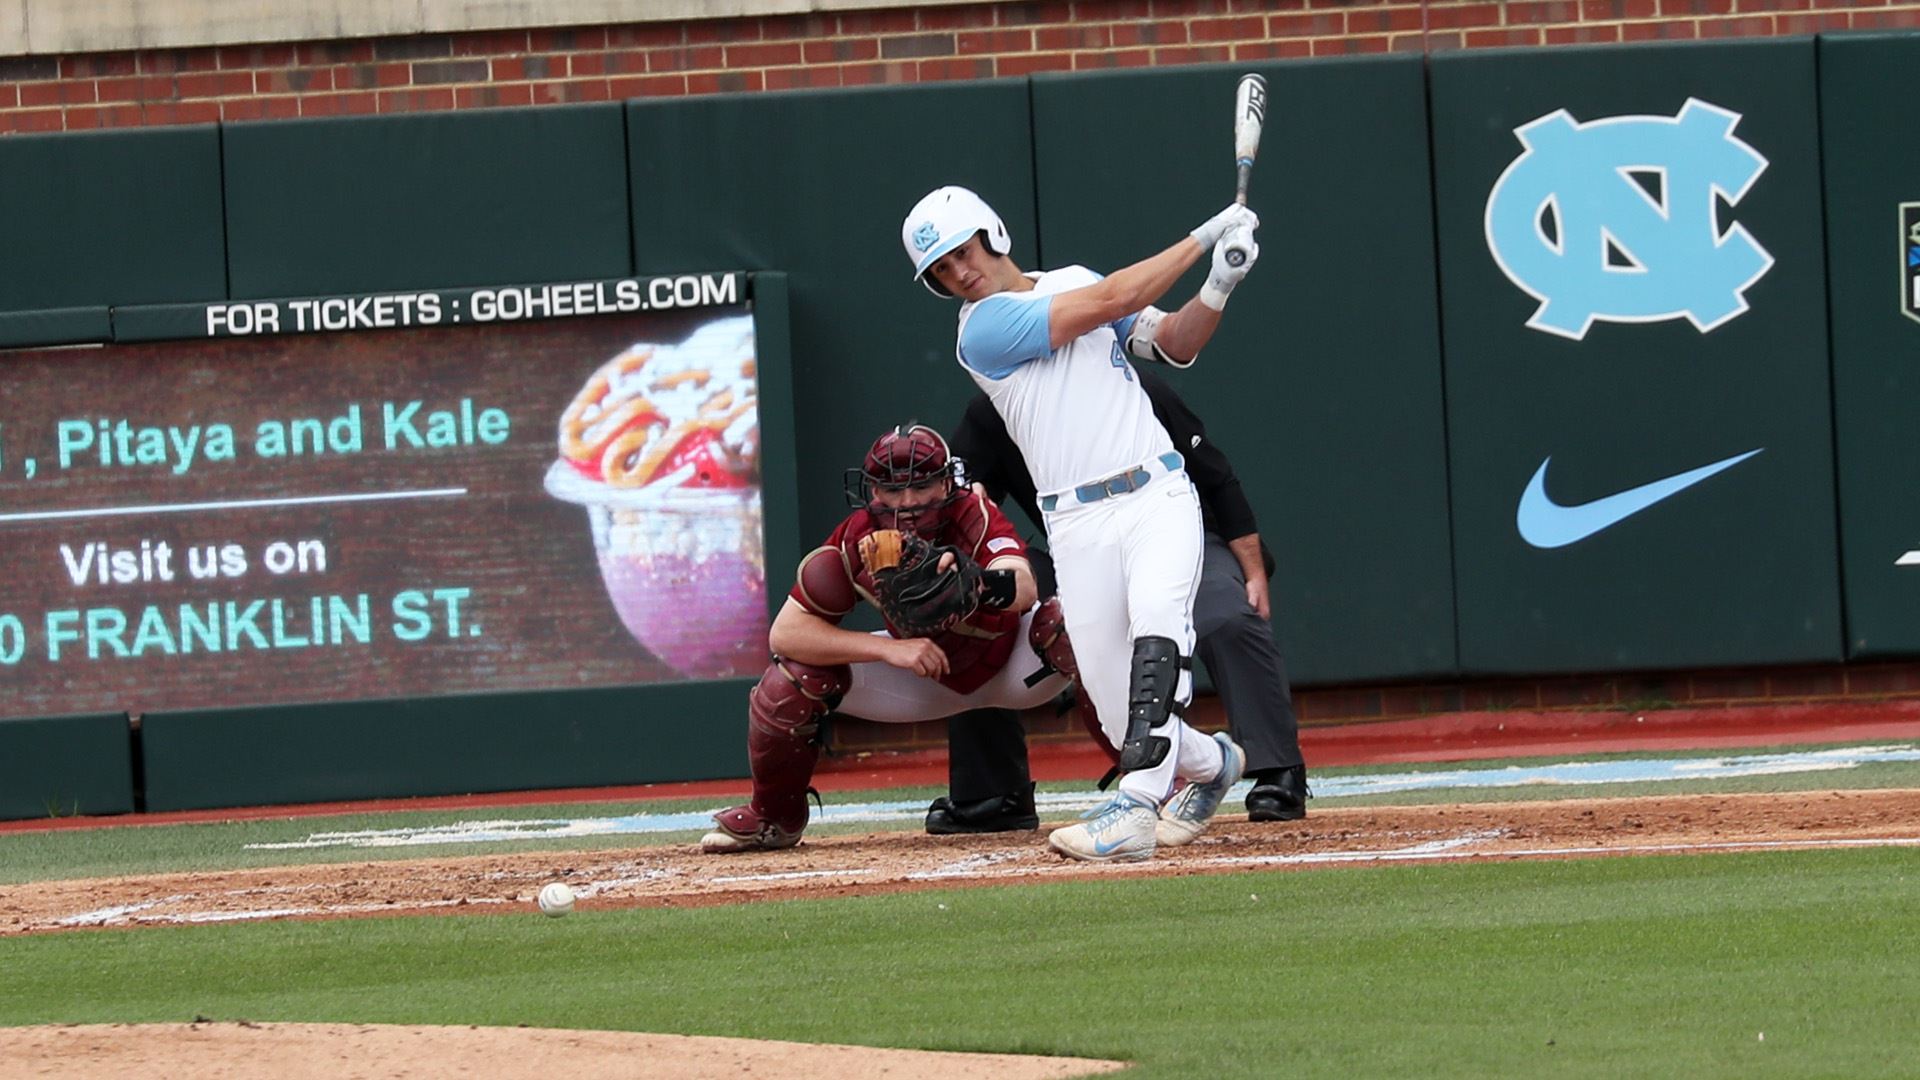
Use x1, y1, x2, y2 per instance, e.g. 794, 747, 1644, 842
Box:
1223, 72, 1266, 268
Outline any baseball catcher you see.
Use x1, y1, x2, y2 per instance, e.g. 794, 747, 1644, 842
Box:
702, 423, 1095, 854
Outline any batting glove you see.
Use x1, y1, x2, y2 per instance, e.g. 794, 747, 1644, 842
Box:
1200, 225, 1259, 311
1189, 204, 1260, 251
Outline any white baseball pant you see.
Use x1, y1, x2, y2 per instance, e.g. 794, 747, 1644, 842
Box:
1044, 469, 1224, 806
836, 605, 1071, 723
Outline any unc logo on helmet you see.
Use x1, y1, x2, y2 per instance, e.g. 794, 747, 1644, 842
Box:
1484, 98, 1773, 340
901, 186, 1013, 297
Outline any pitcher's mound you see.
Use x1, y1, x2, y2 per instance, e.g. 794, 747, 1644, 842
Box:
0, 1022, 1129, 1079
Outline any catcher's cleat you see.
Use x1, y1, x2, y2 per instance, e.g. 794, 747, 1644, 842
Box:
1047, 792, 1159, 863
700, 805, 804, 854
1154, 733, 1247, 847
1245, 764, 1309, 823
925, 784, 1040, 835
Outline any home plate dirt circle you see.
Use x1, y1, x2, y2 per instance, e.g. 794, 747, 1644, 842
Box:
4, 790, 1916, 935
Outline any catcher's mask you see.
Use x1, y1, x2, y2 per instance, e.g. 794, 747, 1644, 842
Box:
845, 423, 966, 535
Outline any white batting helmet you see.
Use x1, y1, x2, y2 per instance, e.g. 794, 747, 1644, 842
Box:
901, 186, 1012, 297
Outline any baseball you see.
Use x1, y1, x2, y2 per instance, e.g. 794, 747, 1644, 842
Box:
536, 881, 575, 917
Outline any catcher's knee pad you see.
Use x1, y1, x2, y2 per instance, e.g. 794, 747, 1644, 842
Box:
1027, 596, 1080, 682
1117, 635, 1190, 771
750, 657, 849, 739
746, 658, 849, 825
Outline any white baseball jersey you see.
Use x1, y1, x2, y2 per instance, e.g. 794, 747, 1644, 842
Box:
955, 266, 1176, 498
951, 265, 1224, 806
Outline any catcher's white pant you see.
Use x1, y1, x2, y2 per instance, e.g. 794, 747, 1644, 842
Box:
838, 605, 1070, 723
1045, 469, 1224, 806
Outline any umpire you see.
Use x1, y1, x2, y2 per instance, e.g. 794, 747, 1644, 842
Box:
928, 367, 1309, 831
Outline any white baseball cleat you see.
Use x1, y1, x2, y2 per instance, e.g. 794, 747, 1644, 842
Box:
1047, 792, 1160, 863
1155, 733, 1247, 847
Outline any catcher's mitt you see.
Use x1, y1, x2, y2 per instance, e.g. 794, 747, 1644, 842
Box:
857, 529, 983, 638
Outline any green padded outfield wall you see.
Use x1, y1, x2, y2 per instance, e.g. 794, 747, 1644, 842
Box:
1819, 34, 1920, 657
0, 714, 133, 820
1431, 40, 1842, 674
626, 82, 1037, 549
222, 104, 631, 299
0, 126, 225, 346
1031, 58, 1455, 685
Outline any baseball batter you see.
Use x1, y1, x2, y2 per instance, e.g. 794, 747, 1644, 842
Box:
702, 423, 1091, 853
901, 185, 1262, 862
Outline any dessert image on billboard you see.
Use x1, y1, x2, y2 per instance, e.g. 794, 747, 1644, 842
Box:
545, 313, 768, 678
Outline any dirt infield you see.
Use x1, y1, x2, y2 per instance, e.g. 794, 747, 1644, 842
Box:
5, 789, 1916, 935
0, 1022, 1129, 1079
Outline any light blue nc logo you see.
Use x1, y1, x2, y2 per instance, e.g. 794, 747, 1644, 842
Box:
1484, 98, 1774, 340
911, 220, 941, 253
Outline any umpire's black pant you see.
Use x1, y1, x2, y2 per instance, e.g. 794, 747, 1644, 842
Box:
947, 532, 1304, 803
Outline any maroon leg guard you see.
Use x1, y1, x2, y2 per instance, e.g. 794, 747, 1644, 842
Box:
1029, 597, 1118, 764
706, 658, 850, 850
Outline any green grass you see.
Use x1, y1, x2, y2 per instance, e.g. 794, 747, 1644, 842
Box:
4, 848, 1918, 1077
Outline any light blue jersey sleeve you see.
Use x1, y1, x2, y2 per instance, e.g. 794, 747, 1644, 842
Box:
1109, 310, 1138, 345
958, 294, 1053, 380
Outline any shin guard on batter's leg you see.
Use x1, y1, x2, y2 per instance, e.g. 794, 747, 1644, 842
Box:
702, 658, 849, 854
1117, 635, 1190, 772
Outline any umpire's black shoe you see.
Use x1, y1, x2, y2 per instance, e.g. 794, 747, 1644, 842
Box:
926, 783, 1040, 834
1245, 765, 1309, 822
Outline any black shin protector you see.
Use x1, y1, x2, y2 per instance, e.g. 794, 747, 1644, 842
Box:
1117, 635, 1190, 771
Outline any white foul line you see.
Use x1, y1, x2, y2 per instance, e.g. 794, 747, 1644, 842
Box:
709, 869, 876, 884
0, 487, 468, 523
1212, 834, 1920, 867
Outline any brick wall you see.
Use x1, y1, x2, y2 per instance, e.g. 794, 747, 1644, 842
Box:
2, 0, 1917, 133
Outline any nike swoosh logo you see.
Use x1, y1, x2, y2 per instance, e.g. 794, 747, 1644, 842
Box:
1516, 448, 1763, 549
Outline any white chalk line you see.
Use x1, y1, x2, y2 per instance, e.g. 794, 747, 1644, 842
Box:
60, 896, 517, 928
709, 868, 876, 884
1212, 833, 1920, 867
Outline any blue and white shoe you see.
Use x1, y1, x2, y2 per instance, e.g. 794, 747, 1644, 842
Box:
1047, 792, 1159, 863
1155, 733, 1247, 847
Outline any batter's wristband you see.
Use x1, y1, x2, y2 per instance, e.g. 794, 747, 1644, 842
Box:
1199, 282, 1231, 311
